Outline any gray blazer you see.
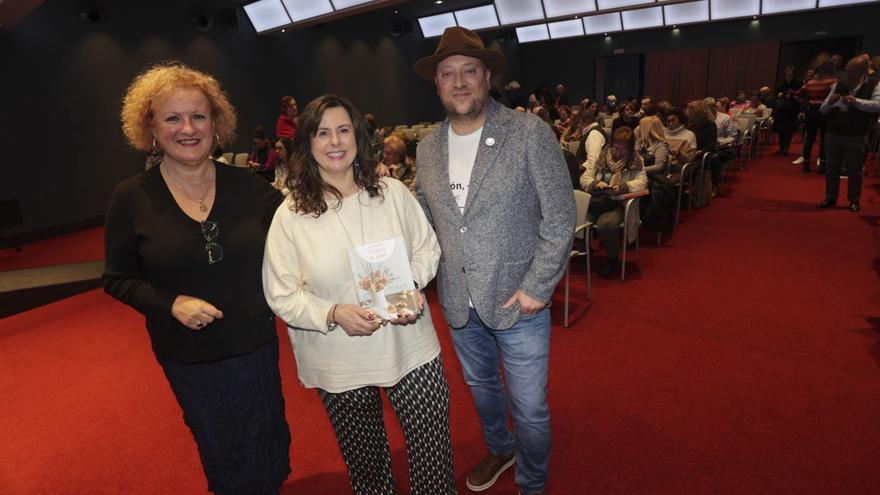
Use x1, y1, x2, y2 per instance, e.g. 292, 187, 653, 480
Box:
415, 99, 576, 330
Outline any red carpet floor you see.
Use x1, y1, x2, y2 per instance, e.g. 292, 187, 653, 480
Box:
0, 227, 104, 272
1, 150, 879, 494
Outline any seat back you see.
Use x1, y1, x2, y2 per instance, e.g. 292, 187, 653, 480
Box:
233, 153, 249, 167
573, 189, 590, 241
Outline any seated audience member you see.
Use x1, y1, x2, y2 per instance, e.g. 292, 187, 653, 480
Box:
637, 96, 653, 118
601, 94, 618, 114
270, 138, 292, 192
687, 100, 721, 196
579, 127, 647, 278
795, 61, 837, 172
612, 102, 640, 131
533, 106, 554, 129
580, 98, 599, 116
664, 107, 697, 178
376, 134, 416, 191
247, 124, 272, 170
656, 100, 673, 121
818, 55, 880, 213
636, 116, 670, 177
664, 107, 697, 161
555, 105, 573, 136
560, 110, 581, 145
573, 108, 607, 170
729, 90, 749, 116
275, 96, 298, 139
774, 66, 804, 156
514, 106, 527, 113
740, 93, 768, 118
707, 98, 739, 148
555, 83, 571, 108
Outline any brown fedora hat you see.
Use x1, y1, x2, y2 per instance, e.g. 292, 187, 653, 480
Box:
412, 26, 506, 81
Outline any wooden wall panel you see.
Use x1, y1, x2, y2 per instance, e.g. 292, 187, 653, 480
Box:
646, 48, 709, 106
707, 42, 780, 98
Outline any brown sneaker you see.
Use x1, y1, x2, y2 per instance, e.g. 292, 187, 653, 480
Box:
466, 452, 516, 492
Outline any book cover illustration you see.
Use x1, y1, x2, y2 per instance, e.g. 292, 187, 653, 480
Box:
347, 237, 419, 321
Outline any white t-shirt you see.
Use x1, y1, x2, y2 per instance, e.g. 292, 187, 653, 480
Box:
448, 125, 483, 214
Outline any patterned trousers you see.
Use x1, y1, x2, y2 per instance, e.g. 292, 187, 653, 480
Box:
318, 355, 457, 495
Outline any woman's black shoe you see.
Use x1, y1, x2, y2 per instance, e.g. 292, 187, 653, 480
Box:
849, 201, 860, 212
817, 198, 836, 209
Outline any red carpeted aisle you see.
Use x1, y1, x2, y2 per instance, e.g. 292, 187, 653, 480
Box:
1, 152, 878, 494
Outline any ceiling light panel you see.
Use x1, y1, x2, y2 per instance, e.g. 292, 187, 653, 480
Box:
543, 0, 597, 18
663, 0, 709, 24
243, 0, 292, 33
818, 0, 878, 5
516, 23, 550, 42
418, 12, 457, 38
281, 0, 333, 22
454, 5, 500, 30
330, 0, 375, 8
710, 0, 760, 19
597, 0, 656, 9
548, 18, 585, 38
583, 11, 622, 33
621, 6, 663, 29
761, 0, 818, 13
495, 0, 546, 25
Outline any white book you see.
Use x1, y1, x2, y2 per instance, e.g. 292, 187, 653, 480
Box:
347, 237, 419, 321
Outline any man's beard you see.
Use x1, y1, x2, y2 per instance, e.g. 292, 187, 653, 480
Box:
444, 94, 487, 122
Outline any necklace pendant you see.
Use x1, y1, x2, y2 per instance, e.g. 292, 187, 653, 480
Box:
198, 203, 208, 212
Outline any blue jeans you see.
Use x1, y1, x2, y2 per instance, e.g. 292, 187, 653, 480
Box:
450, 308, 551, 493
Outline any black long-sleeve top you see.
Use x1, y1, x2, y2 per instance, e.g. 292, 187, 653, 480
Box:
690, 121, 718, 156
103, 163, 283, 364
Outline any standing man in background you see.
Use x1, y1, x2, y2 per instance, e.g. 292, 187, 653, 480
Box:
413, 27, 575, 495
818, 55, 880, 213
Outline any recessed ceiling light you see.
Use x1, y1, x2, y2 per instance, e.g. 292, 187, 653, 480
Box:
435, 0, 443, 4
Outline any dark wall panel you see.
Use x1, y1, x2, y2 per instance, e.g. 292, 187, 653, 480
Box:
707, 42, 780, 99
646, 47, 709, 105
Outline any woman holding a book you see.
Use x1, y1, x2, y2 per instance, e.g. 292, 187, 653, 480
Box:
262, 95, 455, 495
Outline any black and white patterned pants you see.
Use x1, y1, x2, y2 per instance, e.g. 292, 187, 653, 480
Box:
318, 355, 456, 495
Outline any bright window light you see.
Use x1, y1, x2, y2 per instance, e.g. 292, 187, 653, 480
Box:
548, 19, 585, 38
454, 5, 499, 30
663, 0, 709, 25
243, 0, 291, 33
418, 12, 457, 38
597, 0, 655, 9
516, 23, 550, 43
818, 0, 878, 6
330, 0, 375, 8
761, 0, 818, 13
710, 0, 760, 19
543, 0, 597, 18
621, 6, 663, 30
281, 0, 333, 22
495, 0, 546, 25
583, 12, 622, 34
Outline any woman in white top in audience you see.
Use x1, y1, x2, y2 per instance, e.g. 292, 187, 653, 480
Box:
262, 94, 455, 495
636, 116, 670, 177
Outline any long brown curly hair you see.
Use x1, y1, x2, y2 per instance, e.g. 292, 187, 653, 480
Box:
286, 95, 382, 217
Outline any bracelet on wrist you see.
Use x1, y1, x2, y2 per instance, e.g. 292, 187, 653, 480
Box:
327, 304, 339, 332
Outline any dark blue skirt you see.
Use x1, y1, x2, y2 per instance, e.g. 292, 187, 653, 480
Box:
158, 338, 291, 495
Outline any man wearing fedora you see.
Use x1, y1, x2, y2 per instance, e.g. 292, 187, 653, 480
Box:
413, 27, 575, 495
